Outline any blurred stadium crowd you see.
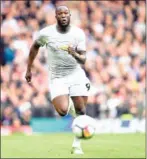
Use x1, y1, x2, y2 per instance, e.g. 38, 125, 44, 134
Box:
1, 0, 146, 126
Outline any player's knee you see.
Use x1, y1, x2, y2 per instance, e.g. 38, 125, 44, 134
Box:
58, 112, 67, 117
57, 107, 68, 117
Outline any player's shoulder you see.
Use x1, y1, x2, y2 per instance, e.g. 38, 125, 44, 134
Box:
39, 24, 56, 34
71, 25, 85, 39
71, 25, 85, 34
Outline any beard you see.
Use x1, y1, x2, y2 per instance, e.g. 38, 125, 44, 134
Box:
57, 19, 70, 28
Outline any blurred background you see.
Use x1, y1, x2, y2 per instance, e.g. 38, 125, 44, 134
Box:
1, 0, 146, 134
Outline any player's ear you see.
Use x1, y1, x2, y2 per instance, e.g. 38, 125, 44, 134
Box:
55, 11, 57, 19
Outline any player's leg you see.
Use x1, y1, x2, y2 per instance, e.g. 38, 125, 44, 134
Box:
71, 96, 88, 115
69, 77, 90, 154
49, 78, 76, 117
83, 96, 88, 107
52, 95, 69, 116
66, 69, 91, 154
68, 97, 76, 117
71, 96, 88, 154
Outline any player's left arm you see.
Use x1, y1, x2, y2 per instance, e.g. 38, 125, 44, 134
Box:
68, 47, 86, 64
68, 29, 87, 64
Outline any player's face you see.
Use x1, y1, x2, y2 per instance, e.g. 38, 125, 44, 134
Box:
56, 7, 70, 27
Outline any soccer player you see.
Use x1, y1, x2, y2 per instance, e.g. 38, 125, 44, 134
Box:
25, 6, 91, 154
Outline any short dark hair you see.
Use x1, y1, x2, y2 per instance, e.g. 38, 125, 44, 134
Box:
55, 5, 70, 14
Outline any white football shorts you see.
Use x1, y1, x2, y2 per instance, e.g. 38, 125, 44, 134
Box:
49, 68, 91, 101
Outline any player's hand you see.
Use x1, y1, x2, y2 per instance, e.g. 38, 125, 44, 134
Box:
25, 70, 32, 83
68, 45, 76, 56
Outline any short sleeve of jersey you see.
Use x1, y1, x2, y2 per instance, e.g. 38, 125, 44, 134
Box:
76, 29, 86, 51
34, 28, 50, 47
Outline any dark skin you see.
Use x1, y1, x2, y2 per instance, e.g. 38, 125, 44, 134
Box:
55, 6, 86, 64
25, 6, 88, 116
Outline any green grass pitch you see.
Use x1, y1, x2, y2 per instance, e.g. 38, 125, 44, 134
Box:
1, 133, 145, 158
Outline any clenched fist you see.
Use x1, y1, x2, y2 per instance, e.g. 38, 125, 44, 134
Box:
68, 45, 77, 56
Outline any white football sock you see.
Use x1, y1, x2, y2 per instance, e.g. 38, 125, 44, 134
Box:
67, 97, 82, 149
72, 113, 82, 149
72, 136, 81, 148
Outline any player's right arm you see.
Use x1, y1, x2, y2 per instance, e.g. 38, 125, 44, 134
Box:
25, 41, 40, 83
25, 27, 49, 83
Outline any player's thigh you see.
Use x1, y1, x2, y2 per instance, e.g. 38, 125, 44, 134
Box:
71, 96, 87, 108
82, 96, 88, 105
49, 78, 69, 114
70, 79, 90, 109
71, 96, 87, 115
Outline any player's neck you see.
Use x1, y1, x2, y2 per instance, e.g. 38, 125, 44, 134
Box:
56, 25, 71, 34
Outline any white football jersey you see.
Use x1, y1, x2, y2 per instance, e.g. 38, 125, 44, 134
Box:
35, 24, 86, 80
